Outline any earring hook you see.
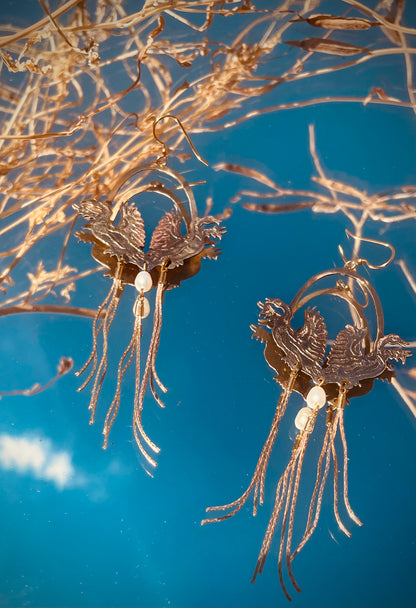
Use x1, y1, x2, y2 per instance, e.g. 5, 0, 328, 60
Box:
338, 229, 395, 270
153, 114, 209, 167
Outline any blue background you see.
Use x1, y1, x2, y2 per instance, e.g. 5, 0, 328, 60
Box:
0, 1, 415, 607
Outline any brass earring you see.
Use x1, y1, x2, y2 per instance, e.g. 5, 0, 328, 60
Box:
202, 232, 411, 600
73, 116, 226, 471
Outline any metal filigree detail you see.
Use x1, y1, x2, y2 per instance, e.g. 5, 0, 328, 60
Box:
147, 210, 225, 269
74, 200, 225, 271
74, 199, 146, 266
258, 298, 327, 383
324, 325, 410, 386
256, 299, 411, 387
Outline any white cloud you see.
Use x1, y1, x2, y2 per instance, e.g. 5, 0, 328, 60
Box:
0, 435, 46, 473
43, 451, 75, 490
0, 433, 82, 490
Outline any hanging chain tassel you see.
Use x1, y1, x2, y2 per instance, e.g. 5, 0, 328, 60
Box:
76, 263, 124, 424
291, 381, 362, 564
131, 290, 160, 468
149, 283, 168, 401
338, 396, 362, 527
251, 384, 325, 600
75, 262, 169, 467
202, 365, 300, 525
103, 299, 143, 451
143, 266, 168, 407
133, 266, 168, 466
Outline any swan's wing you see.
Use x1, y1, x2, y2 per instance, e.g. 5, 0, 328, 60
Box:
149, 210, 183, 252
326, 325, 365, 370
296, 307, 327, 364
117, 201, 146, 250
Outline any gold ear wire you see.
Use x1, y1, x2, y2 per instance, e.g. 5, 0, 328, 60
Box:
338, 229, 395, 270
153, 114, 209, 167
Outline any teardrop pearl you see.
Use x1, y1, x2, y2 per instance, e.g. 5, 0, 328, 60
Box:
134, 270, 153, 293
133, 296, 150, 318
295, 407, 312, 431
306, 385, 326, 409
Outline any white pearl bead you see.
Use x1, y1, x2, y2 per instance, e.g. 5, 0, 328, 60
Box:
295, 407, 312, 431
133, 296, 150, 318
306, 385, 326, 409
134, 270, 153, 293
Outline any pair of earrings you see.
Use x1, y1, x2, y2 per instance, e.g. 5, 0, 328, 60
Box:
202, 233, 411, 599
73, 118, 411, 597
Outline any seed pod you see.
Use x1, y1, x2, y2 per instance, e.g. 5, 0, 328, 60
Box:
291, 13, 379, 30
285, 37, 371, 56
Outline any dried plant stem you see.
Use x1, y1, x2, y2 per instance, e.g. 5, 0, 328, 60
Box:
398, 259, 416, 296
0, 356, 73, 398
0, 303, 99, 318
339, 0, 416, 35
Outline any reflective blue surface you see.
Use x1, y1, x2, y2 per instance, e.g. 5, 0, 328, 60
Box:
1, 1, 416, 607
